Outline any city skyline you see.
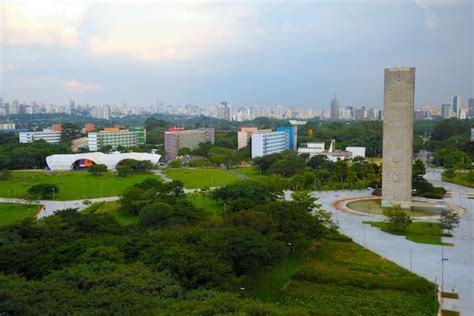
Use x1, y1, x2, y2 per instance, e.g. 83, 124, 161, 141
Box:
1, 0, 472, 108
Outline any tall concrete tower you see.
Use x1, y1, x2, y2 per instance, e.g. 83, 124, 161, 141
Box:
381, 67, 415, 209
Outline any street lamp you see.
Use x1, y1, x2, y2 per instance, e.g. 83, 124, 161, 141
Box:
441, 244, 448, 295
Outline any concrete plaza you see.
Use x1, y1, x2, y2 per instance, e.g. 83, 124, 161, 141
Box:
313, 169, 473, 314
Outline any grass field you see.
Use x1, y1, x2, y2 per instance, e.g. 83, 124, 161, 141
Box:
347, 199, 439, 217
0, 171, 157, 200
82, 201, 138, 226
163, 168, 239, 189
443, 174, 474, 188
0, 203, 41, 226
187, 193, 224, 218
364, 221, 446, 245
253, 235, 438, 315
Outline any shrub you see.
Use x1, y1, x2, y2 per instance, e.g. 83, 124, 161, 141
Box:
117, 164, 133, 177
88, 164, 107, 176
382, 206, 412, 232
28, 183, 59, 199
0, 169, 11, 181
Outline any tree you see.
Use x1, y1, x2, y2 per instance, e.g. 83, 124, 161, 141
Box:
28, 183, 59, 199
383, 206, 412, 232
212, 180, 283, 204
307, 155, 330, 169
117, 164, 133, 177
138, 202, 175, 228
61, 123, 82, 143
88, 164, 107, 176
178, 147, 191, 156
439, 210, 460, 234
443, 168, 456, 180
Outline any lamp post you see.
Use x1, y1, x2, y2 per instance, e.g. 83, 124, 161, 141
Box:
441, 244, 448, 295
52, 187, 55, 200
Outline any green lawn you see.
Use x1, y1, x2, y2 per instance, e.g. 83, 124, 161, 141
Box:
0, 203, 41, 226
364, 221, 447, 245
347, 199, 439, 217
163, 168, 239, 189
0, 171, 158, 200
252, 235, 438, 315
443, 174, 474, 188
82, 201, 138, 226
232, 166, 260, 178
187, 193, 224, 218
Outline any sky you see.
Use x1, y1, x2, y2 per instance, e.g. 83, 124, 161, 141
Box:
0, 0, 472, 109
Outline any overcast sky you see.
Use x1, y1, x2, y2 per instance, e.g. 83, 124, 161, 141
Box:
0, 0, 472, 109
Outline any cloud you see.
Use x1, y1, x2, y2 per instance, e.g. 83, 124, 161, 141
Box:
414, 0, 464, 29
0, 0, 87, 47
87, 2, 261, 62
65, 81, 101, 92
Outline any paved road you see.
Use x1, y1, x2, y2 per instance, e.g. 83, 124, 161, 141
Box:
312, 170, 473, 315
0, 197, 120, 218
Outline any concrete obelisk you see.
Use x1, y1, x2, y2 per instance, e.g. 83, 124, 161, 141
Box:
381, 67, 415, 209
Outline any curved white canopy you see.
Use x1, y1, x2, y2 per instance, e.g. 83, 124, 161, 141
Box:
46, 152, 161, 171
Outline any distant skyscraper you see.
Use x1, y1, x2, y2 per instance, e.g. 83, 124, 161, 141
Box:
330, 94, 340, 120
441, 104, 452, 119
382, 67, 415, 209
216, 102, 230, 121
468, 98, 474, 118
451, 96, 462, 118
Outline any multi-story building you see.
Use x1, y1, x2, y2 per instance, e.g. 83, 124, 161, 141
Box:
251, 131, 289, 158
164, 128, 215, 159
275, 127, 294, 150
90, 105, 110, 120
216, 102, 230, 121
441, 104, 452, 119
88, 128, 146, 151
452, 96, 462, 118
468, 98, 474, 118
330, 94, 340, 120
0, 121, 15, 131
19, 130, 62, 143
237, 127, 272, 149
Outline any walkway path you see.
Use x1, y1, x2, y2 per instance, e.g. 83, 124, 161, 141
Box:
312, 170, 473, 315
0, 197, 120, 218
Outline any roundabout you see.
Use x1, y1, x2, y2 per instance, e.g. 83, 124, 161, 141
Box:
334, 195, 465, 219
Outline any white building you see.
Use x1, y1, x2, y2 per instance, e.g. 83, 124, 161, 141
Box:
19, 130, 62, 143
46, 152, 161, 171
0, 121, 15, 131
251, 131, 288, 158
297, 142, 325, 157
346, 146, 366, 158
237, 127, 272, 149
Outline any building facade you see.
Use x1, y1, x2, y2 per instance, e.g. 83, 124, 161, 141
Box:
451, 96, 462, 118
297, 142, 325, 157
330, 95, 340, 120
88, 128, 146, 151
164, 128, 215, 159
276, 127, 294, 150
19, 130, 62, 143
469, 98, 474, 118
46, 152, 161, 171
0, 121, 15, 131
251, 131, 289, 158
441, 104, 452, 119
382, 67, 415, 209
